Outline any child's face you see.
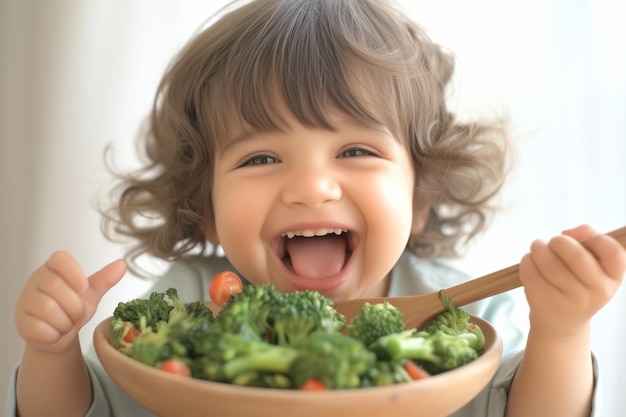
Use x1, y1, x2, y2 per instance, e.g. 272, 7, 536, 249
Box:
210, 111, 424, 302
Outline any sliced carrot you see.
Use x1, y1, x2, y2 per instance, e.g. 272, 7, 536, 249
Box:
404, 360, 430, 381
160, 358, 191, 377
300, 378, 327, 391
122, 322, 140, 344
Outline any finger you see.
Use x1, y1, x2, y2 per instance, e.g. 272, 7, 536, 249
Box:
16, 261, 84, 339
45, 250, 89, 293
545, 234, 603, 290
549, 232, 625, 290
34, 274, 87, 327
15, 309, 81, 353
527, 238, 580, 293
86, 259, 127, 303
16, 309, 69, 345
519, 252, 548, 293
561, 224, 598, 243
581, 233, 626, 281
15, 285, 77, 345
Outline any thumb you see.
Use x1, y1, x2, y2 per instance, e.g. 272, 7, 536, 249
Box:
85, 259, 127, 304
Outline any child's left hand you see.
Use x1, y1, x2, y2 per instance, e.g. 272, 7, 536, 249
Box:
519, 224, 626, 337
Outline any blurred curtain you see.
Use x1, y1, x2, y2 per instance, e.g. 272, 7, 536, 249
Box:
1, 0, 624, 414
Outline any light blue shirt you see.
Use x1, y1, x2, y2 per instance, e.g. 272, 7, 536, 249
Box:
5, 251, 601, 416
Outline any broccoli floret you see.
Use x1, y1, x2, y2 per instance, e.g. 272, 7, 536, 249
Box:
111, 290, 173, 349
125, 321, 184, 366
371, 327, 483, 374
112, 290, 172, 332
359, 360, 412, 387
267, 290, 347, 346
212, 283, 280, 338
113, 288, 214, 366
164, 287, 214, 324
194, 288, 352, 387
421, 291, 473, 335
164, 287, 213, 321
185, 300, 215, 322
369, 293, 485, 374
347, 301, 404, 347
417, 291, 485, 353
289, 330, 376, 389
193, 330, 299, 386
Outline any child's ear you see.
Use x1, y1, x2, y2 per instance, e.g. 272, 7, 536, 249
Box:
410, 191, 431, 235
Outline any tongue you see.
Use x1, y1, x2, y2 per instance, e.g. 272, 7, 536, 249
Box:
285, 234, 347, 279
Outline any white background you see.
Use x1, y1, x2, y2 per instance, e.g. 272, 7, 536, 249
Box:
1, 0, 625, 414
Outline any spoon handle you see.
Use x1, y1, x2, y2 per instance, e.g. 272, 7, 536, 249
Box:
443, 264, 521, 308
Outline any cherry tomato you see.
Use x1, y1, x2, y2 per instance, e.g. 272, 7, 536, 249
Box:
300, 378, 327, 391
159, 359, 191, 377
404, 360, 430, 381
209, 271, 243, 306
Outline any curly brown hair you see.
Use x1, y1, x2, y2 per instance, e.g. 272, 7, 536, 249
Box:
102, 0, 511, 272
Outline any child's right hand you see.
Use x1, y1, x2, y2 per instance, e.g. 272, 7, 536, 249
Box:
14, 251, 126, 354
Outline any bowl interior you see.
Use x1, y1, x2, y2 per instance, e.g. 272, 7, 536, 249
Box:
93, 314, 502, 417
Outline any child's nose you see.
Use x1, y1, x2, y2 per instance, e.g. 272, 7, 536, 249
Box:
281, 165, 342, 208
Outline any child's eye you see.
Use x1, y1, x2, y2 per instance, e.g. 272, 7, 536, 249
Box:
338, 147, 376, 158
240, 154, 280, 167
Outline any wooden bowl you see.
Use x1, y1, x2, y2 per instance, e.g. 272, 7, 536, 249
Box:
93, 315, 502, 417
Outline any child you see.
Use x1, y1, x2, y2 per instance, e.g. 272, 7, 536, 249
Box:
8, 0, 626, 416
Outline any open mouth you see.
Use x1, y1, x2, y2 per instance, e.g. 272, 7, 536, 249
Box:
277, 228, 354, 280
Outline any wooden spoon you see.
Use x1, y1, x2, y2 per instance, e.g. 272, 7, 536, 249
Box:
333, 226, 626, 330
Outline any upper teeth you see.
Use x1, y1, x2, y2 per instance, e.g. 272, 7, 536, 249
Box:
282, 228, 346, 239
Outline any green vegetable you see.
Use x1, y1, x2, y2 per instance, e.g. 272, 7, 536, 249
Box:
111, 288, 214, 366
193, 330, 299, 385
421, 291, 483, 340
370, 329, 482, 374
360, 360, 413, 387
111, 285, 485, 389
289, 330, 376, 389
369, 292, 485, 374
112, 291, 171, 332
347, 301, 404, 347
212, 283, 346, 346
191, 285, 350, 388
267, 289, 346, 346
210, 283, 280, 338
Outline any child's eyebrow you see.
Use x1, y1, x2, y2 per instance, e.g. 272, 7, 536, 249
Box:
218, 119, 397, 157
219, 130, 267, 157
335, 120, 398, 143
346, 122, 393, 137
219, 130, 279, 156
